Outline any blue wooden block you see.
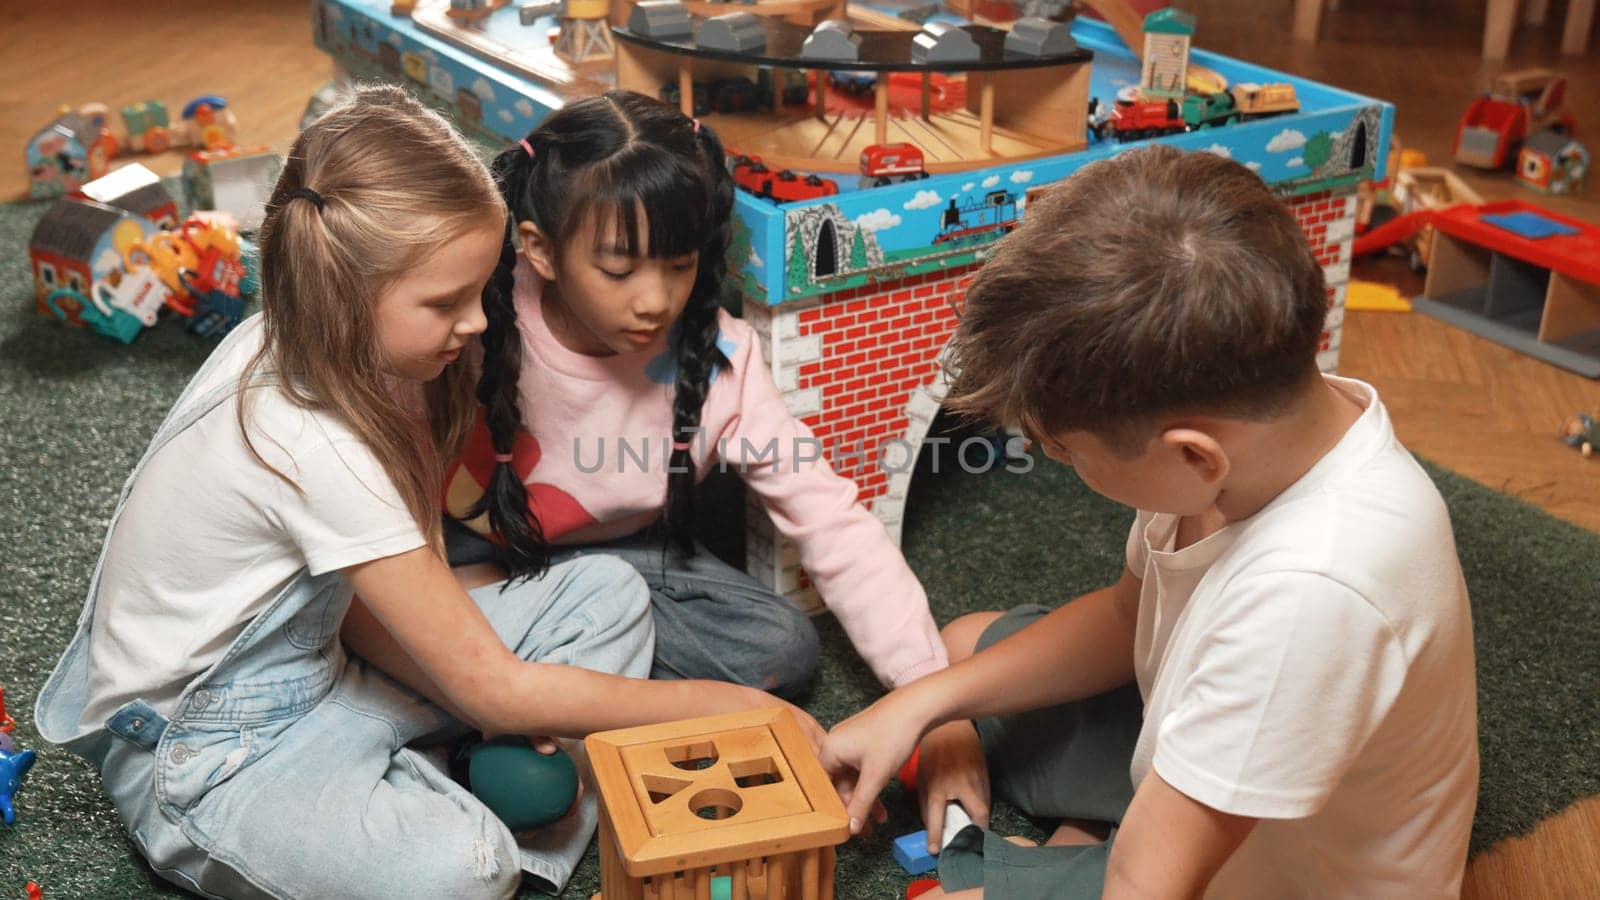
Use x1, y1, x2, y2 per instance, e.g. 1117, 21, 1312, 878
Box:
893, 830, 937, 875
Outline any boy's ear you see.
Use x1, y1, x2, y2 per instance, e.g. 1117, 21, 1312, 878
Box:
518, 221, 557, 281
1161, 427, 1230, 485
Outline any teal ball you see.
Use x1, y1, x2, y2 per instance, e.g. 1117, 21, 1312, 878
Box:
465, 738, 579, 831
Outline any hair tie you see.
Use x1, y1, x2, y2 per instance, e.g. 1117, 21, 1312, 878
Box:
288, 187, 325, 212
519, 138, 535, 158
692, 119, 701, 135
494, 453, 514, 463
672, 440, 693, 452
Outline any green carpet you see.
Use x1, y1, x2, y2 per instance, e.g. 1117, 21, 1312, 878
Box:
2, 190, 1598, 898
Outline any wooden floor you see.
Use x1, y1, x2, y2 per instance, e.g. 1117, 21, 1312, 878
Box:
6, 1, 1598, 896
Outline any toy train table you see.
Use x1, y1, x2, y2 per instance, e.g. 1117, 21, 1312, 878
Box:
318, 0, 1394, 612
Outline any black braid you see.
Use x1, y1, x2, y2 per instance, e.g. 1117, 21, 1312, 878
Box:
480, 91, 735, 564
663, 122, 735, 555
467, 144, 549, 581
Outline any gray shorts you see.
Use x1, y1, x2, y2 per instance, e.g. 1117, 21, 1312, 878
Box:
938, 604, 1144, 899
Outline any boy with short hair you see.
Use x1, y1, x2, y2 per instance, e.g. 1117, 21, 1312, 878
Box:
820, 145, 1477, 898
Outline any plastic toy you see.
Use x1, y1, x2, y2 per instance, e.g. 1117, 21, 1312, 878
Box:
907, 878, 940, 899
585, 707, 848, 899
182, 146, 283, 232
25, 110, 114, 200
0, 746, 36, 826
28, 197, 162, 344
76, 163, 180, 229
891, 801, 973, 874
1561, 413, 1597, 457
121, 101, 173, 154
1455, 69, 1575, 170
896, 745, 921, 792
180, 96, 240, 151
119, 97, 239, 157
0, 686, 14, 754
1516, 130, 1589, 196
456, 737, 580, 831
892, 831, 938, 874
25, 883, 42, 900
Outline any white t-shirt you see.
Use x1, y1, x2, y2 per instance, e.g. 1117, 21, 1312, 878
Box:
80, 317, 427, 729
1127, 376, 1478, 899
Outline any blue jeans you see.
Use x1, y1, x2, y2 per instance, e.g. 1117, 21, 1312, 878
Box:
447, 523, 820, 699
37, 348, 654, 899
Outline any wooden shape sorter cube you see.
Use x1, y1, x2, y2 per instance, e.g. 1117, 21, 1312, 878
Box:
586, 708, 849, 900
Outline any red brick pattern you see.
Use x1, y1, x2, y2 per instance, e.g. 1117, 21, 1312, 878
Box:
792, 266, 980, 507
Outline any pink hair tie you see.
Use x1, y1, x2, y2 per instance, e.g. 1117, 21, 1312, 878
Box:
519, 138, 535, 158
692, 119, 701, 135
672, 440, 693, 452
494, 453, 514, 463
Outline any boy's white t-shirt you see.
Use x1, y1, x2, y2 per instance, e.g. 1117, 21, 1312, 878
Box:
1126, 376, 1478, 899
79, 317, 427, 729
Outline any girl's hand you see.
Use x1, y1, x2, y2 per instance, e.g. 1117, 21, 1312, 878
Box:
916, 720, 991, 853
697, 681, 827, 755
819, 690, 932, 834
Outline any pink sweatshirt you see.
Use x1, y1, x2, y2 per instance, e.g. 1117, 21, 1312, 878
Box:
444, 261, 947, 687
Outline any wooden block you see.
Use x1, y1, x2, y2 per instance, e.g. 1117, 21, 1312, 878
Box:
587, 708, 849, 896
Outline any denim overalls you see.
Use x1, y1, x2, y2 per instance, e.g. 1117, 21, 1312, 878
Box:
36, 332, 655, 899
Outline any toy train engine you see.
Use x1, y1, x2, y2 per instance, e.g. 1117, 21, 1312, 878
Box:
1096, 87, 1185, 141
860, 143, 930, 188
934, 190, 1017, 246
729, 154, 840, 203
1181, 91, 1238, 130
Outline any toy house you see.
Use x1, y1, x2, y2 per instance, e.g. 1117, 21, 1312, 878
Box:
1516, 130, 1590, 196
1139, 7, 1196, 99
77, 163, 180, 229
586, 708, 849, 900
25, 112, 113, 200
182, 146, 283, 232
28, 198, 162, 343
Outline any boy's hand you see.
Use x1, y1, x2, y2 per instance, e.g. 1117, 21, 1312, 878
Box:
917, 720, 991, 853
820, 690, 931, 834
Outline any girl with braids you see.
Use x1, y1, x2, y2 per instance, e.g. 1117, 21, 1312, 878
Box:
444, 90, 948, 699
36, 86, 802, 900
